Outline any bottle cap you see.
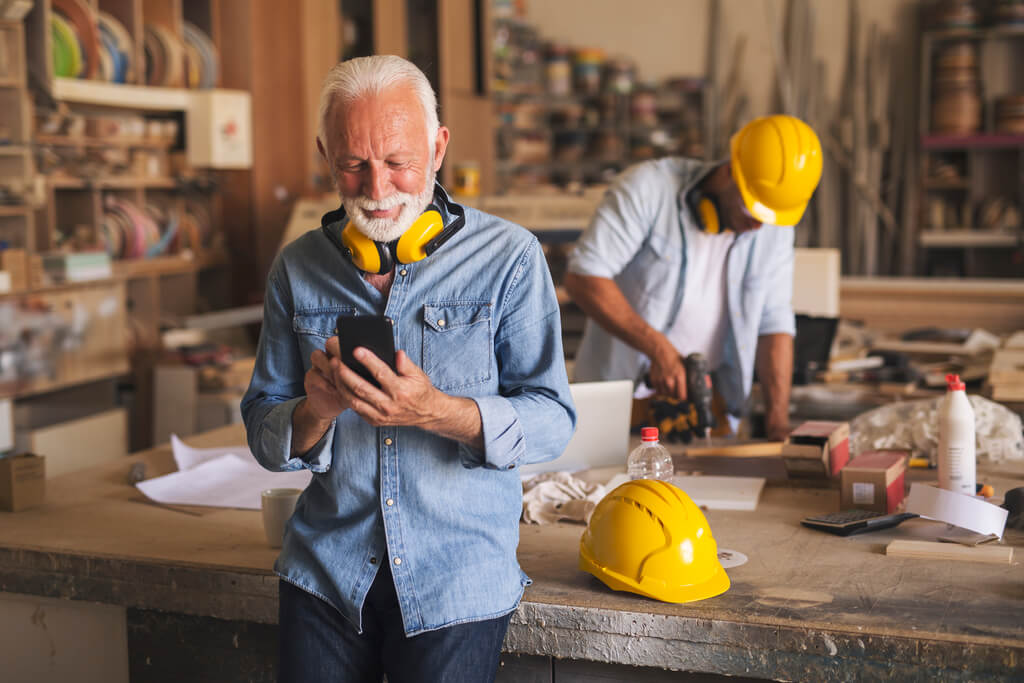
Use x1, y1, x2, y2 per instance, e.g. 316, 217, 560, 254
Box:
945, 373, 965, 391
641, 427, 659, 442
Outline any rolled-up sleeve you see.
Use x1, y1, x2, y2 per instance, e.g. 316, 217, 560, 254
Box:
460, 238, 576, 470
757, 228, 796, 338
241, 258, 333, 473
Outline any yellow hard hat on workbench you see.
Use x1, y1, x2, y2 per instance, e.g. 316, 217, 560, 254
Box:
579, 479, 730, 603
730, 114, 823, 226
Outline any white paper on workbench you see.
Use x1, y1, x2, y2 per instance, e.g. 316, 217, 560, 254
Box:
136, 452, 312, 509
170, 433, 251, 471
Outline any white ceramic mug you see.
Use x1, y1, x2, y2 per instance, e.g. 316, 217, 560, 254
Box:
261, 488, 302, 548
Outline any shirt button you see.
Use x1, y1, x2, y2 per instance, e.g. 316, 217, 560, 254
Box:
399, 268, 407, 277
437, 319, 446, 327
384, 437, 393, 446
369, 557, 377, 564
393, 557, 402, 566
333, 327, 338, 334
386, 498, 394, 506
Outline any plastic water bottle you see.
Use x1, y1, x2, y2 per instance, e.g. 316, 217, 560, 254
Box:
628, 427, 674, 481
937, 374, 976, 497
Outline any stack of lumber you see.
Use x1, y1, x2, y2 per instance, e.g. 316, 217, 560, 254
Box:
988, 332, 1024, 403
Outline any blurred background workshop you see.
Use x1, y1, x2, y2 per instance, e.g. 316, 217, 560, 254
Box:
0, 0, 1023, 681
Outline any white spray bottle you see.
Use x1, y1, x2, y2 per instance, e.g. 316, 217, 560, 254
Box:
937, 373, 976, 497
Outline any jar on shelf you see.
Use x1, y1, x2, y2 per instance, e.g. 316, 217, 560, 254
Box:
604, 58, 635, 96
573, 48, 605, 96
545, 44, 571, 97
554, 130, 589, 163
931, 41, 981, 134
991, 0, 1024, 27
630, 86, 658, 128
995, 95, 1024, 134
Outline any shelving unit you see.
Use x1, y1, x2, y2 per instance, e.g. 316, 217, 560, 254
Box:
488, 8, 708, 192
917, 9, 1024, 277
1, 1, 251, 450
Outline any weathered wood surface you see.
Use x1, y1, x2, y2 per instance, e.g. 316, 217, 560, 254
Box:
0, 423, 1022, 681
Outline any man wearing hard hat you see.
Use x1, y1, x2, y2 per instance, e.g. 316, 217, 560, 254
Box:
565, 115, 823, 442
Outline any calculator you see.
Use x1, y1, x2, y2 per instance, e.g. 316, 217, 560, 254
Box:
801, 510, 919, 536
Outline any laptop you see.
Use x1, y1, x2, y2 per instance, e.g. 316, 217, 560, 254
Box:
519, 380, 634, 474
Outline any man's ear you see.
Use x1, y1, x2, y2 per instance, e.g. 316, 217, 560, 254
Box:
316, 136, 328, 164
432, 126, 450, 172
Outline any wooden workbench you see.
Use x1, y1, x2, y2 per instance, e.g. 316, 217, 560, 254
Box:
1, 423, 1022, 682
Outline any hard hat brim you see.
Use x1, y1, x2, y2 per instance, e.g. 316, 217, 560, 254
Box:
580, 548, 731, 604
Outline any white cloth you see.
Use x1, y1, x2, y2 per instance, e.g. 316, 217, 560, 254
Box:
666, 229, 735, 370
521, 472, 607, 525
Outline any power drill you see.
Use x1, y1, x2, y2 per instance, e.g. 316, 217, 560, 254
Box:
683, 353, 715, 445
643, 353, 715, 444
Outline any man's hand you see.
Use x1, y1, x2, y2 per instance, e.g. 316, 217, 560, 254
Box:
647, 342, 688, 401
764, 416, 790, 443
306, 347, 354, 420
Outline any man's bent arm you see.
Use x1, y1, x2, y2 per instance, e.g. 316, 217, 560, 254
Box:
755, 333, 793, 441
291, 399, 336, 455
564, 272, 676, 366
425, 394, 484, 451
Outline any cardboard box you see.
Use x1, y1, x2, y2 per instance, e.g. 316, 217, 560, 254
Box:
841, 450, 908, 514
0, 453, 45, 511
782, 421, 850, 479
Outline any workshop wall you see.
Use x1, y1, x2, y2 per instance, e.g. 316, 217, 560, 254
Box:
526, 0, 917, 120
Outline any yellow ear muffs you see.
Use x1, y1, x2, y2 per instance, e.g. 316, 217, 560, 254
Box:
698, 197, 721, 235
395, 208, 444, 264
341, 222, 392, 274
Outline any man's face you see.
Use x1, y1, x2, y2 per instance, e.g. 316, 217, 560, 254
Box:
720, 180, 763, 235
318, 86, 450, 243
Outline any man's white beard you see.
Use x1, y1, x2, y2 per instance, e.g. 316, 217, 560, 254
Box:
342, 174, 436, 243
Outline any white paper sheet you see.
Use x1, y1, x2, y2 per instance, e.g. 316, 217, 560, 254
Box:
602, 473, 765, 511
905, 482, 1008, 538
170, 433, 250, 471
137, 451, 312, 510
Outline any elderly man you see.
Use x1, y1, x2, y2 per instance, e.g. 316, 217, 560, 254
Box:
565, 115, 822, 442
241, 55, 575, 682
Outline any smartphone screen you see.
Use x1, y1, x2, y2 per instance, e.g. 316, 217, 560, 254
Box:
335, 315, 397, 388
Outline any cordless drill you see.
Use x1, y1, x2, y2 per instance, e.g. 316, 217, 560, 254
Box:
683, 353, 714, 445
643, 353, 715, 444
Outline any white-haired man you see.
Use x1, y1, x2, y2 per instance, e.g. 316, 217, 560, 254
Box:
241, 55, 575, 682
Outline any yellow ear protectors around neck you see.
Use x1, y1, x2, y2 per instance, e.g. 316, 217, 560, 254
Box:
697, 197, 721, 235
688, 186, 725, 235
322, 185, 467, 274
340, 207, 445, 274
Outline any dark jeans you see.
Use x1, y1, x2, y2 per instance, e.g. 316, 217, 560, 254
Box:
278, 563, 512, 683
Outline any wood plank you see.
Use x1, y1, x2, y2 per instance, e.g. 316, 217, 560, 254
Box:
683, 441, 785, 458
886, 539, 1013, 565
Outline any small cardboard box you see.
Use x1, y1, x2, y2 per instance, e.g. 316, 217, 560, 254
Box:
841, 450, 908, 513
782, 421, 850, 479
0, 453, 45, 512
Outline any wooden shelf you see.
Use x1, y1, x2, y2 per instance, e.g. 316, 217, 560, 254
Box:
0, 204, 30, 216
48, 176, 178, 190
926, 25, 1024, 41
0, 77, 23, 88
921, 134, 1024, 150
918, 230, 1020, 248
111, 250, 229, 279
922, 179, 969, 190
53, 78, 192, 111
36, 135, 174, 150
0, 370, 129, 402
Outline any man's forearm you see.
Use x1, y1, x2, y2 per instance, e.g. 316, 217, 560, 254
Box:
563, 272, 672, 361
291, 399, 335, 455
755, 333, 793, 437
424, 394, 484, 451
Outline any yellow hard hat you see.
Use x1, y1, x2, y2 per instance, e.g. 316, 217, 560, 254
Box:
579, 479, 730, 603
730, 115, 823, 226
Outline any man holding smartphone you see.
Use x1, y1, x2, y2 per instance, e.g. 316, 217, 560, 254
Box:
241, 55, 576, 683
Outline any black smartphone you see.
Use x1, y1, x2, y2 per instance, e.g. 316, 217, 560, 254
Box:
335, 315, 397, 388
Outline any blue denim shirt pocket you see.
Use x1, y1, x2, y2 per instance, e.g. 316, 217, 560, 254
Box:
292, 306, 356, 365
422, 302, 492, 392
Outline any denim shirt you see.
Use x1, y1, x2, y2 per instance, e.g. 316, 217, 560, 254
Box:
241, 196, 576, 636
568, 157, 796, 416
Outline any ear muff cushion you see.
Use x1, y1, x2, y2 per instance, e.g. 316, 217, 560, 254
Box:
342, 222, 385, 273
698, 198, 720, 234
395, 209, 445, 264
